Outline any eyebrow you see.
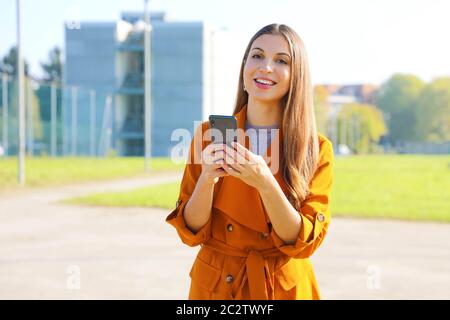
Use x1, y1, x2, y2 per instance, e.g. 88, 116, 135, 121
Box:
251, 47, 291, 58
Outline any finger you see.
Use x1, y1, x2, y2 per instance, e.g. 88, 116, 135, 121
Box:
222, 163, 236, 176
234, 142, 260, 165
223, 144, 245, 165
212, 160, 225, 167
219, 144, 235, 164
204, 143, 223, 155
235, 149, 248, 165
224, 149, 237, 166
204, 152, 218, 165
224, 163, 241, 175
232, 162, 246, 172
228, 144, 249, 165
204, 147, 225, 165
209, 143, 225, 154
232, 142, 251, 161
211, 150, 225, 162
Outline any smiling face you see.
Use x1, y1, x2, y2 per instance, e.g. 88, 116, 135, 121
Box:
243, 34, 292, 106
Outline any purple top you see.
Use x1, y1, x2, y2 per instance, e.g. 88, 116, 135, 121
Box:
244, 120, 280, 156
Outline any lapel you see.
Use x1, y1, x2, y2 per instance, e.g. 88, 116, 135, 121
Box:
212, 105, 287, 233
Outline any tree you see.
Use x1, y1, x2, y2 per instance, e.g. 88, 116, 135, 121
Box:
40, 46, 63, 83
0, 46, 30, 76
337, 103, 387, 154
313, 85, 331, 135
415, 77, 450, 142
1, 77, 43, 155
376, 74, 424, 144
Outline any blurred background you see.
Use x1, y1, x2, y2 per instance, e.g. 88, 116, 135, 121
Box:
0, 0, 449, 300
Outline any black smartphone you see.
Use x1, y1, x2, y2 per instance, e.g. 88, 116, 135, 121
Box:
208, 115, 238, 147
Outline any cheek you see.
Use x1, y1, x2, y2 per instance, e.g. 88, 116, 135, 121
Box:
281, 68, 291, 82
279, 69, 291, 89
243, 66, 258, 88
244, 62, 257, 78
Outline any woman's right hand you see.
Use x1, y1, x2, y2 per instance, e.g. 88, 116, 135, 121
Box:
200, 143, 229, 185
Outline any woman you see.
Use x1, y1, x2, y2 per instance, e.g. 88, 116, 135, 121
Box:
166, 23, 334, 300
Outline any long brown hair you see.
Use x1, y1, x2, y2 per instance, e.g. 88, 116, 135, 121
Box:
233, 23, 320, 210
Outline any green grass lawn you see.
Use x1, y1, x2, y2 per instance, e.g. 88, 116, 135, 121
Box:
64, 182, 180, 208
65, 155, 450, 222
0, 156, 184, 190
332, 154, 450, 222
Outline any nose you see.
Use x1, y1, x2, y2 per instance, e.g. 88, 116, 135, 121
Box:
258, 59, 274, 73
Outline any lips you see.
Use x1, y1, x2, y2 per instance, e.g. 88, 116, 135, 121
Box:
254, 78, 277, 86
253, 78, 276, 90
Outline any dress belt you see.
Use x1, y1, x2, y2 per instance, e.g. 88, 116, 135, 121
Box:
202, 238, 284, 300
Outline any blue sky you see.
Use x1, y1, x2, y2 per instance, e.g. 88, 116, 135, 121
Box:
1, 0, 449, 85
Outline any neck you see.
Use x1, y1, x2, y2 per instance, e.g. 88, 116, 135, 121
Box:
246, 96, 282, 127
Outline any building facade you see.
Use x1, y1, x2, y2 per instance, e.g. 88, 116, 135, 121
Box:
64, 11, 240, 157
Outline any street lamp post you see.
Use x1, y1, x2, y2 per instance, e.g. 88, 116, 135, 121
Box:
2, 73, 8, 157
144, 0, 152, 171
50, 82, 57, 157
90, 90, 96, 157
17, 0, 25, 184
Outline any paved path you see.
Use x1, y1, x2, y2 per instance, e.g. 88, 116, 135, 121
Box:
0, 174, 449, 299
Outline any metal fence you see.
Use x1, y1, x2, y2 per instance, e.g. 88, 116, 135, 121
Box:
2, 72, 448, 158
0, 72, 115, 157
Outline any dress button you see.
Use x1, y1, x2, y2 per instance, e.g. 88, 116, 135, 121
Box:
226, 274, 234, 283
227, 224, 233, 232
317, 213, 325, 222
260, 232, 269, 239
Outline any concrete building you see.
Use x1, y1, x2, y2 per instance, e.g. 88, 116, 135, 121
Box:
322, 84, 379, 105
65, 21, 118, 156
64, 11, 242, 157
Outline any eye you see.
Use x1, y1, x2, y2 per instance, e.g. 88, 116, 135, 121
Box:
251, 54, 261, 59
277, 59, 288, 64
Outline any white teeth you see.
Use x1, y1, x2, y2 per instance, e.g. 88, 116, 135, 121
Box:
255, 79, 275, 85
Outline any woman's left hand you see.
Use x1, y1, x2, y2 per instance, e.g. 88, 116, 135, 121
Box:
222, 141, 273, 191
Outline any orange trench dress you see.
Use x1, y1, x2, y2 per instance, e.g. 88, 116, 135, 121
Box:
166, 105, 334, 300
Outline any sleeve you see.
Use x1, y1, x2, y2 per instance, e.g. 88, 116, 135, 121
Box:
270, 139, 334, 259
165, 122, 213, 247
